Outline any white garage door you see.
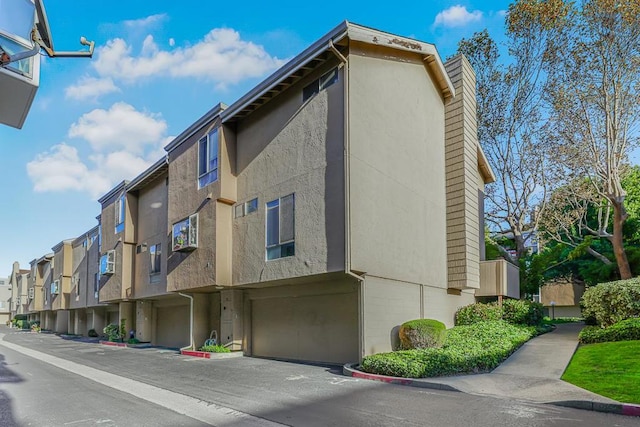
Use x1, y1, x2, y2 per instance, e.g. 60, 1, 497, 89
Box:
252, 292, 358, 364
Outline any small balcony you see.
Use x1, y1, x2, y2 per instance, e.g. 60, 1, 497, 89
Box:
478, 259, 520, 299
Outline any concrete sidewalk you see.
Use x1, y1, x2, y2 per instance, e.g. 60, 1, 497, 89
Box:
345, 323, 640, 416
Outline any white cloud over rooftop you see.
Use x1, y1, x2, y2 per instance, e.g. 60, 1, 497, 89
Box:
433, 5, 483, 28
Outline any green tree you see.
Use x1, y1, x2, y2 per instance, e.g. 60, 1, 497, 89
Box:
509, 0, 640, 279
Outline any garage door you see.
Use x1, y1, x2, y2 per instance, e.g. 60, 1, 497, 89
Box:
156, 305, 190, 349
252, 292, 358, 364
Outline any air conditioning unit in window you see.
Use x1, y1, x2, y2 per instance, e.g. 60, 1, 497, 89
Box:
50, 280, 59, 295
172, 213, 198, 252
100, 250, 116, 275
28, 287, 34, 299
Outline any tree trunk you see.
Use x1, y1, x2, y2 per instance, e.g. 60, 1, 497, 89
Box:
610, 200, 632, 279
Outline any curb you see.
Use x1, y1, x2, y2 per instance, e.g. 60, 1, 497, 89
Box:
343, 363, 640, 417
180, 350, 211, 359
553, 400, 640, 417
100, 340, 127, 347
342, 363, 459, 392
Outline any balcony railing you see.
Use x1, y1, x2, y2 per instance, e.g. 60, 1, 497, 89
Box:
478, 259, 520, 299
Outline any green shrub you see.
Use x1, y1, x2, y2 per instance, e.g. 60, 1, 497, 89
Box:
87, 329, 99, 338
579, 318, 640, 344
581, 278, 640, 327
199, 344, 231, 353
502, 299, 544, 326
398, 319, 446, 350
127, 338, 140, 345
103, 324, 122, 342
13, 314, 27, 321
361, 321, 538, 378
455, 302, 503, 325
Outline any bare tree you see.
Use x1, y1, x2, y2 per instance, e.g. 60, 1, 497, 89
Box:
511, 0, 640, 278
456, 25, 553, 262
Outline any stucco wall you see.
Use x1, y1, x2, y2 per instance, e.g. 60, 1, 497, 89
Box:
100, 200, 124, 302
347, 42, 447, 289
167, 117, 220, 292
362, 276, 421, 355
134, 173, 170, 299
232, 59, 345, 285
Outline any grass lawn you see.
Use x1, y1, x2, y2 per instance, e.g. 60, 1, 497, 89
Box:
562, 340, 640, 404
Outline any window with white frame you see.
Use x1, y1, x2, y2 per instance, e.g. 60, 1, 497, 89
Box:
198, 128, 219, 188
150, 244, 161, 274
266, 194, 295, 260
115, 194, 125, 233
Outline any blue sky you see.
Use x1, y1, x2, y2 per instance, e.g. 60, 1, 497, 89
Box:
0, 1, 629, 277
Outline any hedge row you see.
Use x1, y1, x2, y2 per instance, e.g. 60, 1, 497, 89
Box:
455, 299, 544, 326
581, 278, 640, 327
579, 318, 640, 344
361, 321, 537, 378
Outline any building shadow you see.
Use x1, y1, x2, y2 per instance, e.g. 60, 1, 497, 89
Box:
0, 354, 23, 426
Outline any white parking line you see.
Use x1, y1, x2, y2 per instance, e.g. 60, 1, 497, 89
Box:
0, 337, 284, 427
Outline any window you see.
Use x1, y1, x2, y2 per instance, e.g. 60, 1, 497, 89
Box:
100, 250, 115, 275
246, 198, 258, 215
235, 198, 258, 218
50, 280, 59, 295
150, 244, 161, 274
172, 214, 198, 251
115, 195, 125, 233
198, 129, 219, 188
266, 194, 295, 260
303, 68, 339, 101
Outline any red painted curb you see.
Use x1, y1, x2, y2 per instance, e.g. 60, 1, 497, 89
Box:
622, 404, 640, 417
180, 350, 211, 359
350, 369, 414, 386
99, 341, 126, 347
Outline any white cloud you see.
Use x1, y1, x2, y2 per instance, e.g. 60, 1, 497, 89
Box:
497, 10, 507, 17
65, 76, 120, 101
28, 103, 169, 199
122, 14, 167, 30
433, 5, 483, 28
92, 28, 287, 86
169, 37, 175, 47
68, 102, 167, 154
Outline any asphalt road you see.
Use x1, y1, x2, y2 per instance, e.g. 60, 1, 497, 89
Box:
0, 327, 637, 427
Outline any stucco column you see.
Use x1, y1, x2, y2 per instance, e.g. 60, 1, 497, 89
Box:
119, 302, 134, 339
135, 300, 153, 343
68, 310, 75, 334
90, 307, 106, 335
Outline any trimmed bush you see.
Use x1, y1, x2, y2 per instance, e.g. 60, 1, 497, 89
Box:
199, 344, 231, 353
398, 319, 446, 350
361, 321, 537, 378
581, 278, 640, 327
103, 324, 122, 342
579, 318, 640, 344
455, 302, 503, 325
502, 299, 544, 326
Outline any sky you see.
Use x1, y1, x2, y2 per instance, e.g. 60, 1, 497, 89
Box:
0, 1, 632, 277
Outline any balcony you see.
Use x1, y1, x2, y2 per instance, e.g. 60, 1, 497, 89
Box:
478, 259, 520, 300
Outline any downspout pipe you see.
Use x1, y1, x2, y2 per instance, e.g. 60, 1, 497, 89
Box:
329, 38, 366, 362
178, 292, 194, 351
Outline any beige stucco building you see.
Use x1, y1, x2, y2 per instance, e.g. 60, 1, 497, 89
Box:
10, 22, 500, 364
